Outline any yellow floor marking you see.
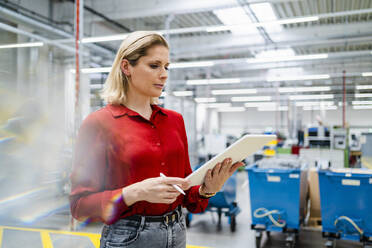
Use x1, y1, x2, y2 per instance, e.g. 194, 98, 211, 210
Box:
0, 226, 211, 248
88, 234, 101, 248
40, 231, 53, 248
0, 225, 97, 238
0, 227, 3, 248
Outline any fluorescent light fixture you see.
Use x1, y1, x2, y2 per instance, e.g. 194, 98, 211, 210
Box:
82, 67, 111, 73
279, 86, 331, 93
355, 93, 372, 98
195, 97, 216, 103
208, 15, 319, 33
217, 107, 246, 112
200, 103, 232, 108
295, 101, 334, 106
0, 42, 43, 49
247, 53, 328, 64
267, 74, 330, 82
273, 16, 319, 25
245, 102, 276, 108
232, 96, 272, 102
211, 89, 257, 95
290, 94, 334, 100
170, 61, 214, 69
353, 105, 372, 110
256, 49, 295, 59
173, 91, 193, 97
356, 85, 372, 90
362, 72, 372, 77
82, 34, 128, 43
70, 67, 112, 73
187, 78, 241, 85
352, 101, 372, 105
213, 7, 261, 37
303, 105, 337, 111
258, 106, 288, 111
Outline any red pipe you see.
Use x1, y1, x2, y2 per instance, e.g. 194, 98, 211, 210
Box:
342, 70, 346, 128
75, 0, 80, 111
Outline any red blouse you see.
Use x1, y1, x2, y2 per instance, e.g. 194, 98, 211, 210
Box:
70, 104, 208, 224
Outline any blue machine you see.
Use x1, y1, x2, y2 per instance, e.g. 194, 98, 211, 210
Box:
186, 170, 240, 232
246, 163, 308, 248
318, 169, 372, 247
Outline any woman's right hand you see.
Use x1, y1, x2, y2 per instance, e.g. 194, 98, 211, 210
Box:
122, 176, 190, 206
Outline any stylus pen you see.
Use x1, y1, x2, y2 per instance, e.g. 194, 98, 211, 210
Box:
160, 173, 186, 195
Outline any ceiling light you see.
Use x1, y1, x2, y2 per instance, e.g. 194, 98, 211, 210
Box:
0, 42, 43, 49
213, 7, 261, 36
352, 101, 372, 105
82, 67, 111, 73
200, 103, 232, 108
232, 96, 272, 102
267, 74, 330, 82
247, 53, 328, 64
255, 49, 295, 59
273, 16, 319, 25
355, 93, 372, 98
82, 34, 128, 43
279, 86, 331, 93
353, 105, 372, 109
187, 78, 241, 85
217, 107, 246, 112
70, 67, 112, 73
195, 97, 216, 103
362, 72, 372, 77
170, 61, 215, 69
258, 106, 288, 111
173, 91, 193, 97
303, 105, 337, 111
245, 102, 276, 107
295, 101, 334, 106
290, 94, 334, 100
211, 89, 257, 95
356, 85, 372, 90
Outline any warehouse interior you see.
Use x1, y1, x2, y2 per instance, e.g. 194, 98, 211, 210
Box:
1, 0, 372, 247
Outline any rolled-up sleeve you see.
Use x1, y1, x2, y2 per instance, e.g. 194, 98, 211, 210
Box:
69, 114, 130, 225
178, 115, 209, 213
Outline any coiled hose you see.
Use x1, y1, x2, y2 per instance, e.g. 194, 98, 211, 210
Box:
334, 216, 363, 235
253, 208, 286, 227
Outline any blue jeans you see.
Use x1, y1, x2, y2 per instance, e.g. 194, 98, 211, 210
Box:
100, 209, 186, 248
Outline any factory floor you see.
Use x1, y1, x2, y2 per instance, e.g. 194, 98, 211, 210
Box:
0, 169, 367, 248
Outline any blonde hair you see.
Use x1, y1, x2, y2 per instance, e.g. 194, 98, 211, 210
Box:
101, 31, 169, 105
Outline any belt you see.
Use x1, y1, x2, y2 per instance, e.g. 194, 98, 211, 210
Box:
125, 206, 182, 225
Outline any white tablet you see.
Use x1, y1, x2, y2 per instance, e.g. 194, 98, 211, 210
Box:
187, 134, 276, 186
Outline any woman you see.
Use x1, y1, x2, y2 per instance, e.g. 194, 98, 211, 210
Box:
69, 31, 244, 248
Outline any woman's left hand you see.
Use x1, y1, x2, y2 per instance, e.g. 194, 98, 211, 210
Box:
200, 158, 244, 195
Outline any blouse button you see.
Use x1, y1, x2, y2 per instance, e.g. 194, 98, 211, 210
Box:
151, 125, 155, 129
161, 162, 165, 166
156, 142, 161, 146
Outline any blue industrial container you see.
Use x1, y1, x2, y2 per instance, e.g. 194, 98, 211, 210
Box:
246, 163, 307, 247
318, 169, 372, 246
